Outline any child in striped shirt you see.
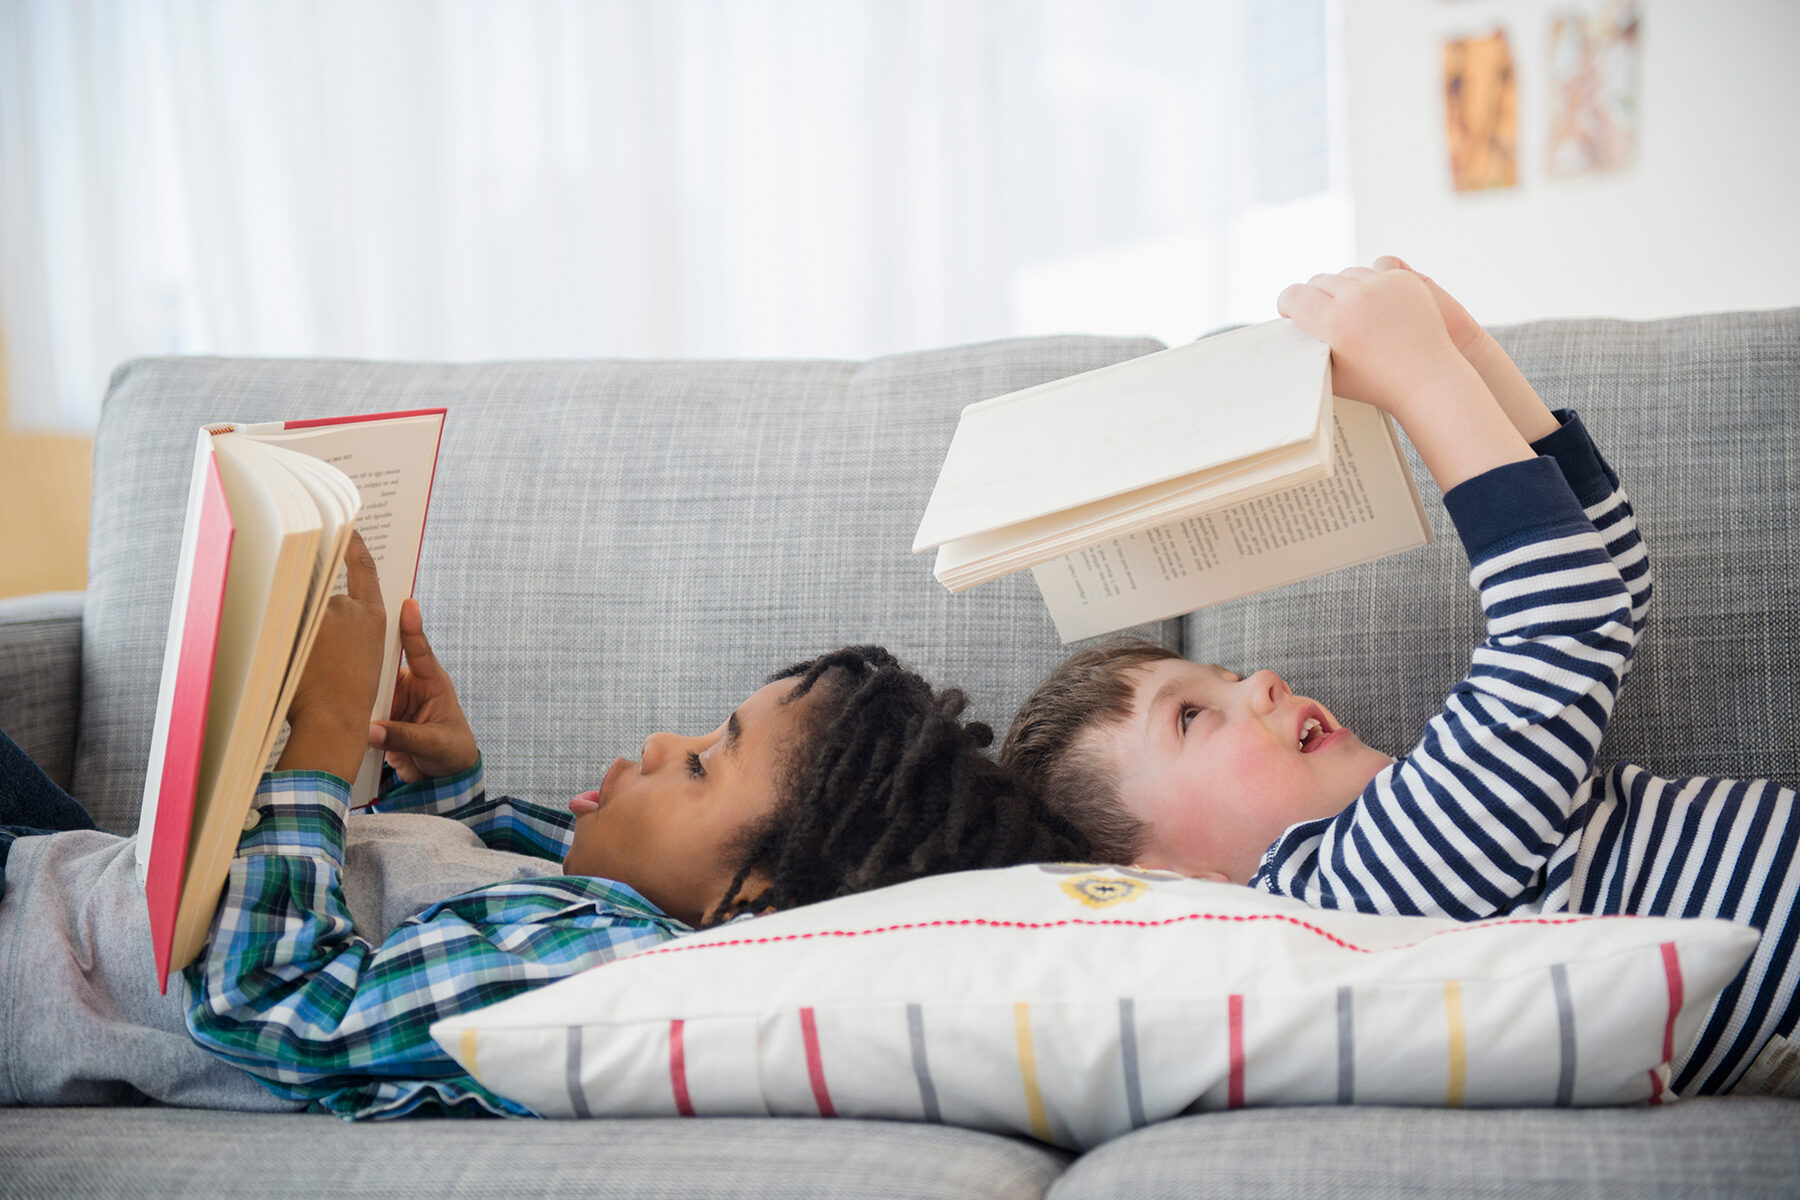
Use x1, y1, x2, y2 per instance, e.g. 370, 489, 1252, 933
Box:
1001, 258, 1798, 1097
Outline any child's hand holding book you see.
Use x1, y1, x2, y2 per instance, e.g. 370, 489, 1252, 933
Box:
275, 530, 388, 786
1275, 265, 1474, 423
1278, 264, 1533, 492
368, 598, 481, 784
1372, 255, 1563, 445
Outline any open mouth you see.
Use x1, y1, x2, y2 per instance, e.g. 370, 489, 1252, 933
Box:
1297, 707, 1341, 754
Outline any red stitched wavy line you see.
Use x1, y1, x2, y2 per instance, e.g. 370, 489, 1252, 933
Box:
633, 910, 1614, 961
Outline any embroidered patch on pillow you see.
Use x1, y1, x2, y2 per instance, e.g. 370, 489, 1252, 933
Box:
431, 864, 1758, 1149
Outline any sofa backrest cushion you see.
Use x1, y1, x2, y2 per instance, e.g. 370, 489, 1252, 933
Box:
76, 338, 1171, 830
1183, 307, 1800, 789
78, 308, 1800, 832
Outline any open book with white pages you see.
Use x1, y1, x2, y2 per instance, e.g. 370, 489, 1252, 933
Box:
133, 409, 446, 990
912, 319, 1432, 641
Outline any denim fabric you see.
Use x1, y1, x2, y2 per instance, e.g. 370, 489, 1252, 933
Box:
0, 726, 96, 896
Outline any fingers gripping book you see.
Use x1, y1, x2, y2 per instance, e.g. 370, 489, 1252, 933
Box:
134, 409, 446, 991
912, 320, 1432, 641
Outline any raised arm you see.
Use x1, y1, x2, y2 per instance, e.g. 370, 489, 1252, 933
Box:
1263, 265, 1637, 918
1374, 255, 1653, 673
1291, 260, 1650, 650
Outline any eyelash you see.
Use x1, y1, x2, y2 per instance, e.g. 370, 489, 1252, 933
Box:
1180, 705, 1204, 734
685, 751, 706, 779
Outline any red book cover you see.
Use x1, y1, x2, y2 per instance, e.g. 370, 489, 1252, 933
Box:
145, 454, 235, 993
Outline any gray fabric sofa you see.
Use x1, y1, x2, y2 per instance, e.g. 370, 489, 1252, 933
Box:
3, 308, 1797, 1197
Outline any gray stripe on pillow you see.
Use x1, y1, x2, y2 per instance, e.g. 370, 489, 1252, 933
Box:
1337, 986, 1355, 1105
1119, 997, 1147, 1129
906, 1003, 941, 1124
565, 1026, 592, 1118
1552, 963, 1577, 1107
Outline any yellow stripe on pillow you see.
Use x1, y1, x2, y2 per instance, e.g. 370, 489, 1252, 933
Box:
1445, 981, 1466, 1107
1014, 1002, 1051, 1142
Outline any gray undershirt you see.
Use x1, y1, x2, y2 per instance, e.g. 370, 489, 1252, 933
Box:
0, 811, 557, 1109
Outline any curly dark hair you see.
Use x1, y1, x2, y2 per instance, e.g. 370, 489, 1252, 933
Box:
998, 637, 1183, 865
707, 645, 1092, 924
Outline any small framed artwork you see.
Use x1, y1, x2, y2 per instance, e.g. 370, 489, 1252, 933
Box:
1443, 28, 1518, 192
1547, 2, 1642, 177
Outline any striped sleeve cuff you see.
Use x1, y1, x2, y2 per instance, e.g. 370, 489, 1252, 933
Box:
1531, 409, 1619, 507
1441, 455, 1594, 565
242, 770, 351, 857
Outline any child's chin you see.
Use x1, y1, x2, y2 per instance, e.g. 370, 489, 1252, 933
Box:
1338, 741, 1395, 788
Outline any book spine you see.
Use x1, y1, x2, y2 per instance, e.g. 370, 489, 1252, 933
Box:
282, 407, 448, 430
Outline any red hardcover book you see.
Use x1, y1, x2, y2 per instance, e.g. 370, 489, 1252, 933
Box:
137, 409, 445, 991
143, 455, 235, 993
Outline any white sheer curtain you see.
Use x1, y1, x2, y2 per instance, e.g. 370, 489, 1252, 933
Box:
0, 0, 1347, 432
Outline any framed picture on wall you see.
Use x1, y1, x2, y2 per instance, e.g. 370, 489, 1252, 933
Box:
1547, 1, 1642, 177
1442, 28, 1518, 192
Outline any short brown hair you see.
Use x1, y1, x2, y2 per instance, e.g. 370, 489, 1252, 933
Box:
999, 638, 1183, 863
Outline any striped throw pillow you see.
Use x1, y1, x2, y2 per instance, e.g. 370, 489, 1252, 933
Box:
430, 864, 1758, 1149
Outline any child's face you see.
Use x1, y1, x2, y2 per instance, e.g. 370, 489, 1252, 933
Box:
561, 677, 812, 926
1084, 659, 1392, 884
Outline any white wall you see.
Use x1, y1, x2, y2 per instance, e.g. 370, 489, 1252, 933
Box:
1346, 0, 1800, 323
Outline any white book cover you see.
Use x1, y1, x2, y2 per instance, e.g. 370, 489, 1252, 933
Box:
908, 318, 1432, 641
913, 319, 1332, 558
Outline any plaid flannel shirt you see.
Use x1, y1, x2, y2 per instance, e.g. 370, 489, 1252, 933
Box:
184, 760, 690, 1118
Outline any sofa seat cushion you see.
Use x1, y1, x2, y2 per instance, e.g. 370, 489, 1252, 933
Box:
1045, 1097, 1800, 1200
0, 1107, 1070, 1200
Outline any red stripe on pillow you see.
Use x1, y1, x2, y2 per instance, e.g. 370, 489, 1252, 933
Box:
1649, 941, 1684, 1104
669, 1019, 695, 1116
1228, 994, 1246, 1109
1659, 941, 1684, 1062
800, 1007, 837, 1117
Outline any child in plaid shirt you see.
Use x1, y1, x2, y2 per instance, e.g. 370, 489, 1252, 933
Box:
1, 543, 1085, 1116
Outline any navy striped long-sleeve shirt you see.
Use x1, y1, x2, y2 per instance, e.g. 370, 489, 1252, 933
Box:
1253, 410, 1798, 1096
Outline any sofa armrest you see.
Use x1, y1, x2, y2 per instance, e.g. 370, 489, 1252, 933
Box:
0, 591, 84, 792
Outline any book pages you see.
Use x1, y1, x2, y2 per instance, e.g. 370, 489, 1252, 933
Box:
930, 412, 1333, 590
241, 412, 445, 803
247, 447, 361, 792
136, 409, 445, 989
1032, 400, 1432, 642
